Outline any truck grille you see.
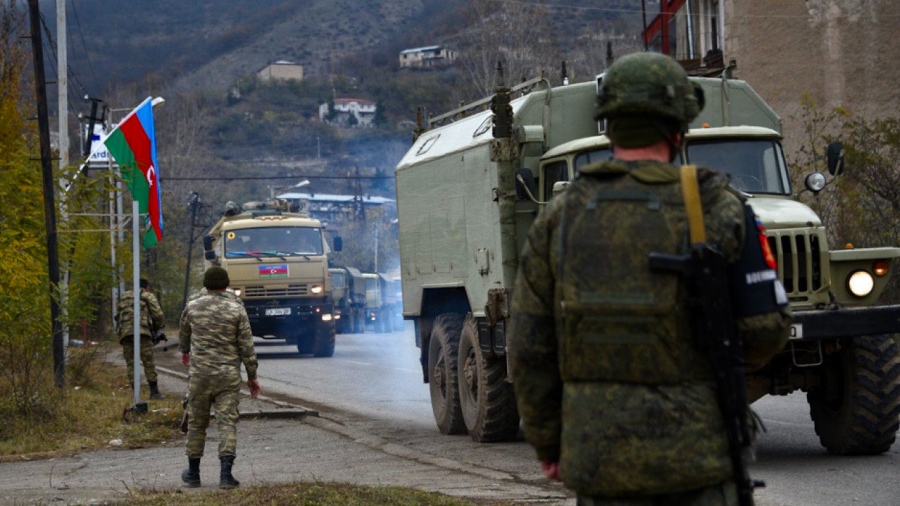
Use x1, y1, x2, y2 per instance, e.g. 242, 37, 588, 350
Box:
243, 285, 309, 298
767, 230, 824, 301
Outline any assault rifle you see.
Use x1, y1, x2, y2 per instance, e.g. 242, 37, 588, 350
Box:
649, 243, 763, 506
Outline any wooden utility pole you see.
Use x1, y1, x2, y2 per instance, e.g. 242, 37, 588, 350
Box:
27, 0, 65, 388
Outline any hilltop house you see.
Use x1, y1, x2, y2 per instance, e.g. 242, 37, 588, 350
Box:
258, 60, 304, 81
398, 45, 457, 69
319, 98, 377, 128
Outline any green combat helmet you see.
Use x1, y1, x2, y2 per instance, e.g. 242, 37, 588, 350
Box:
597, 52, 705, 148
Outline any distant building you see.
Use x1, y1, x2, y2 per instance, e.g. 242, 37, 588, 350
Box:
258, 60, 304, 81
398, 45, 457, 69
319, 98, 377, 128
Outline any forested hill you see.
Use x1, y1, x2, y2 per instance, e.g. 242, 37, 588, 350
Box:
47, 0, 645, 95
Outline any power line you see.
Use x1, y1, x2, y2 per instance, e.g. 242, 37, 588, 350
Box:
68, 0, 97, 89
162, 174, 395, 182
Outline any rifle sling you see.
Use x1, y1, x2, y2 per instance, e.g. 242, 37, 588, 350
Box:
680, 165, 706, 244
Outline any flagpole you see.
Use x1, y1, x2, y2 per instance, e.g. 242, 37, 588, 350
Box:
132, 200, 142, 407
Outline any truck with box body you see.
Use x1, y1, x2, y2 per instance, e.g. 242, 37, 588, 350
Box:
395, 73, 900, 452
203, 199, 336, 357
360, 272, 395, 333
329, 265, 366, 334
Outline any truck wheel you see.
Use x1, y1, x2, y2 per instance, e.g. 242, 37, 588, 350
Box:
457, 315, 519, 442
356, 309, 366, 334
295, 329, 313, 355
347, 309, 357, 334
312, 322, 336, 358
807, 335, 900, 455
428, 313, 467, 435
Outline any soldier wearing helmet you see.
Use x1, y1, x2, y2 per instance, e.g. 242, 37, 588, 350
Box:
509, 52, 790, 505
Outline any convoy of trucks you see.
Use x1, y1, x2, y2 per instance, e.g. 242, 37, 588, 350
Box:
394, 71, 900, 453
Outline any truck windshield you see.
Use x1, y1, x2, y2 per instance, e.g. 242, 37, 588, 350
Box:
573, 148, 612, 172
680, 139, 791, 195
225, 227, 323, 258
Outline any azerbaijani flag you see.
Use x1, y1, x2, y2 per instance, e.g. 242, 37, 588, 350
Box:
103, 97, 163, 248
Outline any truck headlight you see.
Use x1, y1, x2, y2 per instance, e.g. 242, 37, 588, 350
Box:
805, 172, 827, 193
310, 284, 323, 294
847, 270, 875, 297
233, 288, 242, 297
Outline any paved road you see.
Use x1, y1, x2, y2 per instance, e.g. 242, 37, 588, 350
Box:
245, 323, 900, 506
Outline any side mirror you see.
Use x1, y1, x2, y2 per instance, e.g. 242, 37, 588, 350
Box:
204, 250, 217, 261
514, 168, 537, 201
827, 142, 844, 176
333, 236, 343, 252
202, 236, 214, 251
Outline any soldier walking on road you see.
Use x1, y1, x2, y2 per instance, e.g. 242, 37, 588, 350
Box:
117, 278, 166, 399
179, 266, 261, 489
508, 52, 791, 506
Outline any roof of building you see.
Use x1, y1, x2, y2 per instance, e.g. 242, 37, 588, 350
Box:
400, 45, 443, 55
277, 192, 395, 205
333, 98, 376, 106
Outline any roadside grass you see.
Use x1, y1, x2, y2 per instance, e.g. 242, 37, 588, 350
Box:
0, 342, 184, 461
124, 482, 488, 505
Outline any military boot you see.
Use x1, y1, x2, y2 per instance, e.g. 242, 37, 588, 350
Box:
149, 381, 165, 400
219, 455, 240, 489
181, 457, 201, 488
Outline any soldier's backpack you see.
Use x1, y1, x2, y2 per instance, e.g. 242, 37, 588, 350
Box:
556, 162, 714, 385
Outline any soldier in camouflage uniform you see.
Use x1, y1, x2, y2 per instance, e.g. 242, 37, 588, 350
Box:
179, 266, 261, 489
180, 285, 244, 432
117, 278, 166, 399
508, 52, 791, 506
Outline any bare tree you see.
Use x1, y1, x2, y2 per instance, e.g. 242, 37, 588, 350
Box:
453, 0, 563, 100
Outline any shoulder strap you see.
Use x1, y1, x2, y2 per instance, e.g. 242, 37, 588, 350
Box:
680, 165, 706, 244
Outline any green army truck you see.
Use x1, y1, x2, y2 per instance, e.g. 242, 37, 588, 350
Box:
361, 272, 395, 333
329, 265, 366, 334
203, 199, 336, 357
395, 71, 900, 452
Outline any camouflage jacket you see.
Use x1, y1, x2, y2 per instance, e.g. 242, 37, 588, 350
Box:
508, 159, 789, 496
116, 289, 165, 342
179, 291, 258, 381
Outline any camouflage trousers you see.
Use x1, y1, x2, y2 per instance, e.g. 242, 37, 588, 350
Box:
121, 335, 158, 384
184, 373, 242, 459
577, 480, 741, 506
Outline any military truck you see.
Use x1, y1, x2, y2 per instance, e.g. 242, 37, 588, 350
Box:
395, 71, 900, 452
361, 272, 394, 333
203, 199, 336, 357
329, 265, 366, 334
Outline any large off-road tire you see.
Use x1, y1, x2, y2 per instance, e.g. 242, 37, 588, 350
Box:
334, 315, 345, 335
311, 322, 336, 358
807, 335, 900, 455
355, 308, 366, 334
428, 313, 467, 435
457, 314, 520, 442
